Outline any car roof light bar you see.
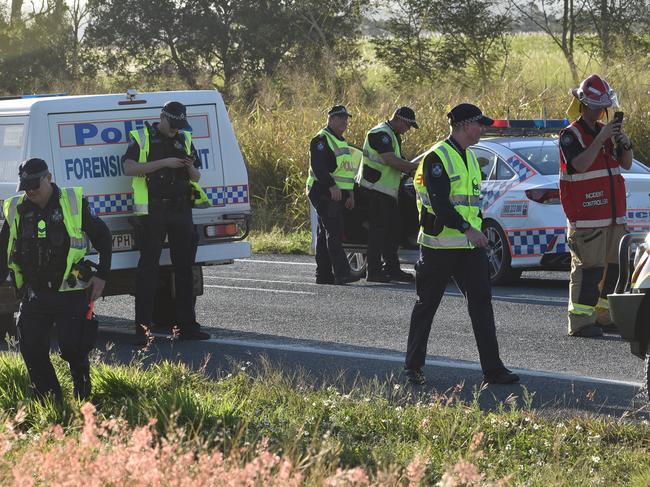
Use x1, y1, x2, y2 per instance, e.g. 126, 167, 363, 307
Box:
484, 119, 569, 136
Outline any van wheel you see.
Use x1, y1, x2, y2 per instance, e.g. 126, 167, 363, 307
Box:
347, 252, 367, 279
0, 313, 16, 339
482, 220, 521, 286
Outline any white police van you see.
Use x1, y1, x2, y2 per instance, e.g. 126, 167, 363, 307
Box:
0, 90, 251, 334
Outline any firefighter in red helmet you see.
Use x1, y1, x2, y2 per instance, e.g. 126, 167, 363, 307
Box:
559, 74, 633, 337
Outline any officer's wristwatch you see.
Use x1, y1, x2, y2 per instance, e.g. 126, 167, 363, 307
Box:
460, 221, 471, 233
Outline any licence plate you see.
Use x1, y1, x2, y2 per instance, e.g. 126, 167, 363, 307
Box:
112, 233, 133, 251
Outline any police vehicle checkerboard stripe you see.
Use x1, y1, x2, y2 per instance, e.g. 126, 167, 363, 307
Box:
508, 228, 567, 257
87, 184, 249, 215
480, 156, 536, 210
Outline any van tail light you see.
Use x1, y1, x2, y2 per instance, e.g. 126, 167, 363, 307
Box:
525, 188, 560, 204
204, 223, 238, 238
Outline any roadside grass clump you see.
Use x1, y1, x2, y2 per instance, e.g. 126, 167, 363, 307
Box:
249, 227, 312, 254
1, 351, 650, 484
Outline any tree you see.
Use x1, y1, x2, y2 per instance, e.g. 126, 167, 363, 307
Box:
583, 0, 647, 69
435, 0, 512, 84
512, 0, 587, 84
0, 0, 79, 94
374, 0, 511, 85
373, 0, 443, 84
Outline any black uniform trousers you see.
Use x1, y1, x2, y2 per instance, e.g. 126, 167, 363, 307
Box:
405, 246, 505, 375
135, 205, 197, 332
17, 288, 91, 401
309, 192, 351, 280
366, 190, 401, 275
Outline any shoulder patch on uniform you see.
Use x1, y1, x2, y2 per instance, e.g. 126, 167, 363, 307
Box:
431, 163, 444, 178
316, 141, 325, 151
560, 131, 574, 147
381, 134, 390, 144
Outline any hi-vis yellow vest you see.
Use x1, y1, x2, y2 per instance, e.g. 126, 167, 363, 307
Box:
3, 187, 89, 291
129, 127, 210, 215
306, 129, 358, 193
413, 141, 483, 249
357, 122, 402, 199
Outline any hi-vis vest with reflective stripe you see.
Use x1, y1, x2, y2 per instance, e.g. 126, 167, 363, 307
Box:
357, 122, 402, 199
3, 187, 89, 292
306, 129, 358, 193
559, 120, 626, 228
129, 127, 211, 215
413, 141, 483, 249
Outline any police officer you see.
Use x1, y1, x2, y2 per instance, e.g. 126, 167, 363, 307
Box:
124, 101, 210, 340
358, 107, 418, 283
306, 105, 360, 285
559, 75, 633, 338
404, 104, 519, 386
0, 158, 112, 401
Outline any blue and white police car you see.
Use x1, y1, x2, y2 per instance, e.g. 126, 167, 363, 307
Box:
340, 119, 650, 285
473, 119, 650, 284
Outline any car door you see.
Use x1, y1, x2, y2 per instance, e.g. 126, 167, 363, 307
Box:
623, 161, 650, 233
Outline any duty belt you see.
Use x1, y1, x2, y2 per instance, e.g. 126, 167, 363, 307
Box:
149, 196, 190, 209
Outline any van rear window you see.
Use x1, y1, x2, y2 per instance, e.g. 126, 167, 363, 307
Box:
0, 124, 24, 167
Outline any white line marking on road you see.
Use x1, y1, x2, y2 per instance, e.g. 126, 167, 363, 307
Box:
447, 291, 568, 305
235, 259, 316, 266
205, 276, 318, 286
204, 284, 315, 295
206, 277, 566, 305
102, 327, 641, 388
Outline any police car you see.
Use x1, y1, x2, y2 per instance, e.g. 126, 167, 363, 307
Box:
0, 90, 251, 333
340, 119, 650, 285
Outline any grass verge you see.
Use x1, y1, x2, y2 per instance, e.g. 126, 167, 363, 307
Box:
1, 352, 650, 484
249, 228, 312, 254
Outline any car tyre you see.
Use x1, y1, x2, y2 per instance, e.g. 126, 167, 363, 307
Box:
347, 252, 367, 279
482, 220, 522, 286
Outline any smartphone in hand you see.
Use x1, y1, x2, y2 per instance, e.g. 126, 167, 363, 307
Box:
613, 111, 624, 134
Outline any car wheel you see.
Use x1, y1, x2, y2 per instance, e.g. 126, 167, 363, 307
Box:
482, 220, 522, 286
347, 252, 367, 279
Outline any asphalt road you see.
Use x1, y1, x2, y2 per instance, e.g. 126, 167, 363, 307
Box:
85, 253, 649, 418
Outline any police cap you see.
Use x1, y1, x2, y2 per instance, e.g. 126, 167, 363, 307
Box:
447, 103, 494, 127
162, 101, 192, 131
17, 158, 49, 192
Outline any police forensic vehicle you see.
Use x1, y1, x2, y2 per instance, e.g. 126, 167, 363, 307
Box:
0, 90, 251, 335
339, 119, 650, 285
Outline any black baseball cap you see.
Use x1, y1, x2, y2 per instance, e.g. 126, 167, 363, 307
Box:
327, 105, 351, 117
17, 158, 49, 191
447, 103, 493, 127
393, 106, 419, 129
161, 101, 192, 130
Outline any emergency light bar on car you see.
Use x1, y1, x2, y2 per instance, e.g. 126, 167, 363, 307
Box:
483, 119, 569, 137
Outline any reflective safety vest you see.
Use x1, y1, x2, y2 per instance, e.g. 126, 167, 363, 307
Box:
306, 129, 357, 193
3, 187, 89, 292
559, 120, 626, 228
357, 122, 402, 199
129, 127, 211, 215
413, 141, 483, 249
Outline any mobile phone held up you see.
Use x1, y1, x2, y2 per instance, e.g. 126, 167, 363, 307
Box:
613, 111, 624, 132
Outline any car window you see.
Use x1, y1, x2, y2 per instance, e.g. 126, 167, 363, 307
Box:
495, 158, 516, 180
510, 141, 559, 175
472, 147, 496, 180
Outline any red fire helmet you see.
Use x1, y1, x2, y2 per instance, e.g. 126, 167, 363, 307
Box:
570, 74, 618, 109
